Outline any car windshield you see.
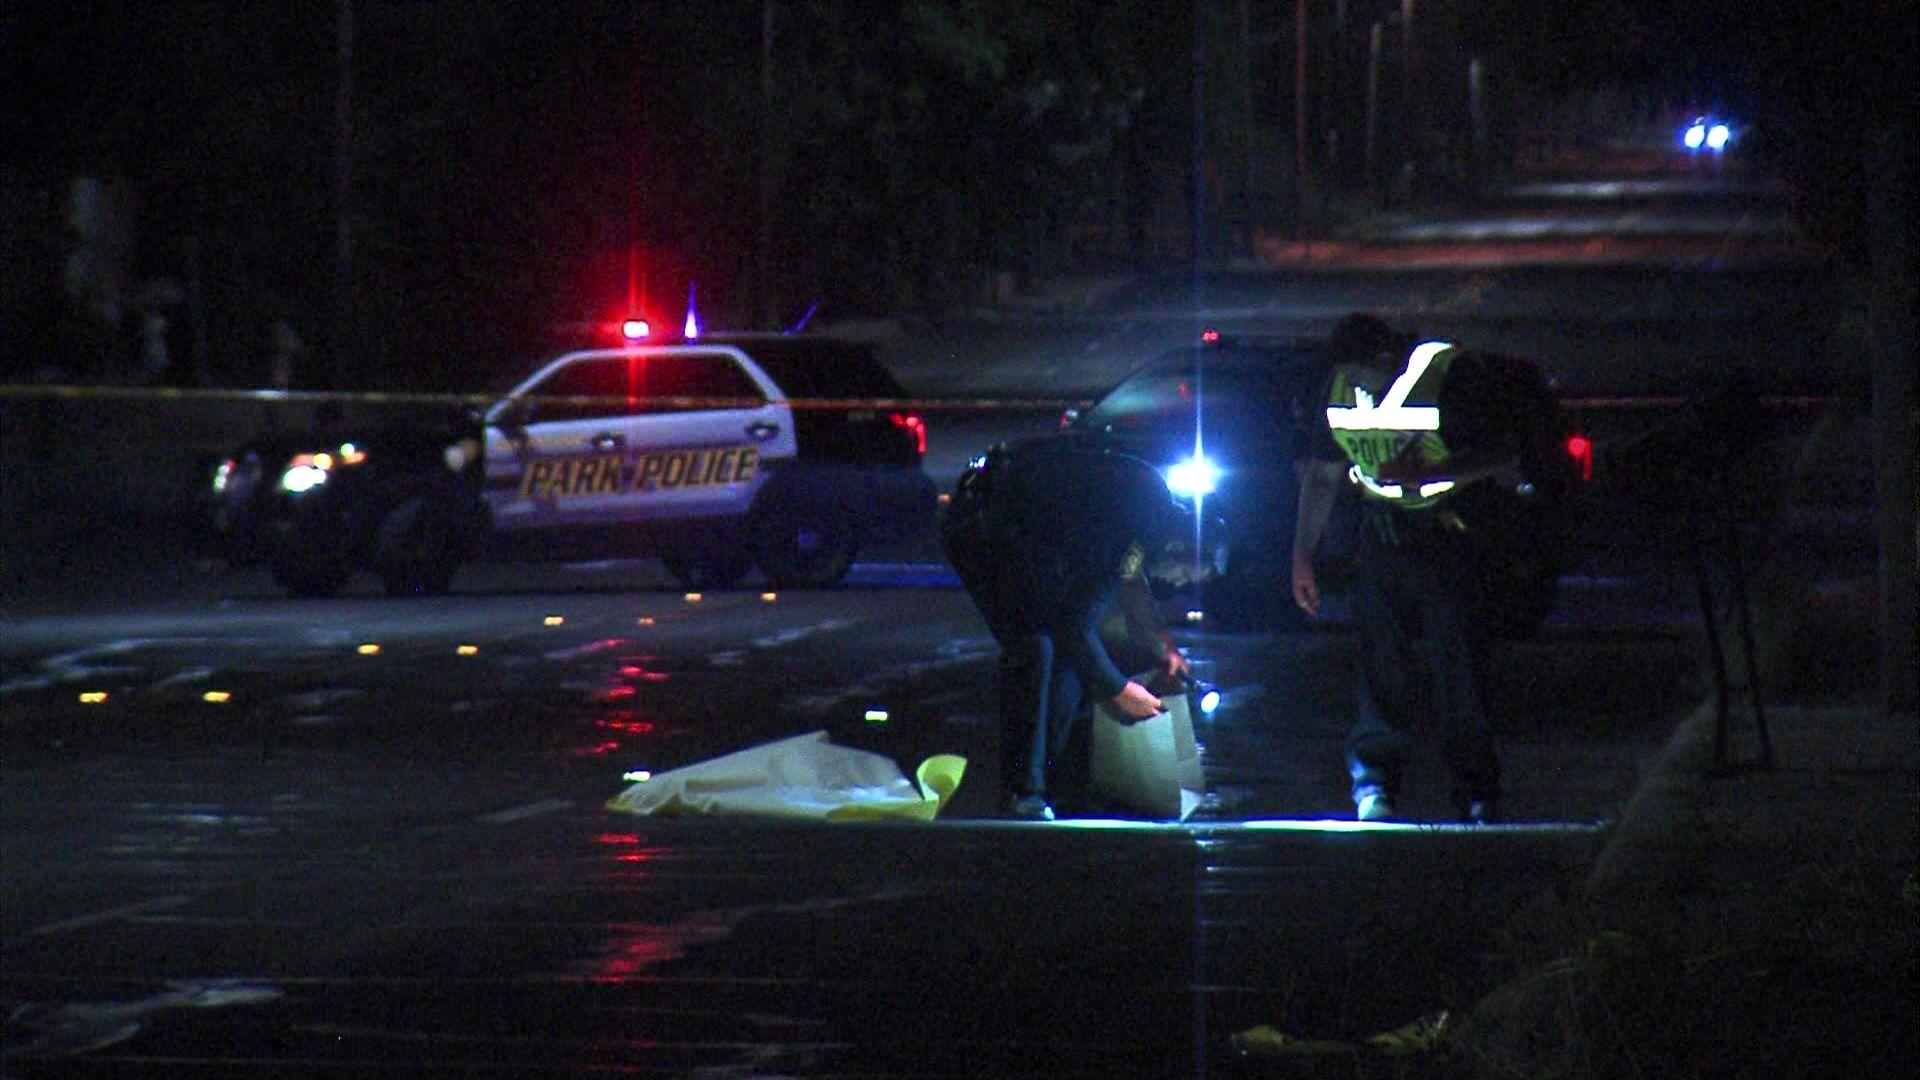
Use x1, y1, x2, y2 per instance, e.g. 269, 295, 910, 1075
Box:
1078, 350, 1304, 435
732, 341, 906, 398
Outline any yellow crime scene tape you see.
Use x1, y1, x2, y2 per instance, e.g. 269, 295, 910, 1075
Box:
0, 383, 1091, 413
1559, 395, 1844, 411
1, 382, 1851, 414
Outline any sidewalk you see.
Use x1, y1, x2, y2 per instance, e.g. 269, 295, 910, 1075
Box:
1406, 542, 1914, 1072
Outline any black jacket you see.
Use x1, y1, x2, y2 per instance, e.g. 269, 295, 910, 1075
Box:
944, 439, 1175, 699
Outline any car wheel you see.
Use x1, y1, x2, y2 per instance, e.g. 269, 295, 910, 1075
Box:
375, 495, 463, 598
663, 548, 753, 591
272, 554, 350, 599
751, 504, 858, 589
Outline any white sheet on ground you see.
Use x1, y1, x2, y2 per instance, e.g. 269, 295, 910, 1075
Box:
605, 730, 967, 822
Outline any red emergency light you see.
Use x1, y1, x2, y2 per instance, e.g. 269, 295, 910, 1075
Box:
1566, 433, 1594, 481
621, 318, 650, 341
889, 412, 927, 457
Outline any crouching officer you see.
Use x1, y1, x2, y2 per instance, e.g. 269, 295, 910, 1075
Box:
1292, 314, 1533, 824
943, 439, 1217, 820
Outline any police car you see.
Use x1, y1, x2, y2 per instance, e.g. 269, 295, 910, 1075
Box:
1059, 332, 1588, 633
216, 334, 936, 597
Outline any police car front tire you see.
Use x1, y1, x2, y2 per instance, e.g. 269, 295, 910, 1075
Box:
375, 495, 462, 598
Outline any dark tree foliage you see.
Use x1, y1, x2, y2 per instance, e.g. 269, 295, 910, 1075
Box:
5, 1, 1907, 388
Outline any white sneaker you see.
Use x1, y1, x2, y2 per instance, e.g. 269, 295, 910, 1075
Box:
1356, 792, 1396, 821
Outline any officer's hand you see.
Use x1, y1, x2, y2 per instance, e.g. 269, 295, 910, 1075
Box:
1291, 551, 1321, 615
1110, 680, 1163, 721
1157, 634, 1190, 683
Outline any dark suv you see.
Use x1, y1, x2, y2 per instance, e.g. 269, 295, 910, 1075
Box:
1060, 333, 1587, 634
210, 334, 936, 597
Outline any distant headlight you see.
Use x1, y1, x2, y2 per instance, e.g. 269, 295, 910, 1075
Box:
444, 437, 480, 473
1165, 453, 1222, 498
278, 443, 367, 493
280, 464, 330, 493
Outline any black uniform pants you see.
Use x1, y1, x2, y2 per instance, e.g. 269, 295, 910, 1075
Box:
946, 524, 1079, 802
995, 628, 1087, 800
1346, 524, 1501, 811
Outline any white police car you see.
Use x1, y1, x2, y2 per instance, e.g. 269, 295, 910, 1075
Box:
230, 335, 935, 597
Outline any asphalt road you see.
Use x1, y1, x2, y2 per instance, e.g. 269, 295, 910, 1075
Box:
2, 563, 1699, 1076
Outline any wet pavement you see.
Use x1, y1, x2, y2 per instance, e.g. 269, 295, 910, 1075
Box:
2, 572, 1697, 1077
3, 810, 1610, 1077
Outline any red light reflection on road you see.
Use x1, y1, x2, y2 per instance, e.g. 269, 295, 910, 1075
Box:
569, 740, 621, 758
584, 932, 691, 983
576, 837, 742, 984
592, 833, 662, 864
596, 713, 656, 736
616, 662, 669, 682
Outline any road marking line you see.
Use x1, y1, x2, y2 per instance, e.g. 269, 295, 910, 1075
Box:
476, 798, 572, 824
28, 894, 191, 936
943, 817, 1610, 835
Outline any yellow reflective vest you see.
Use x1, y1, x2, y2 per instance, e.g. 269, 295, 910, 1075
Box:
1324, 341, 1460, 511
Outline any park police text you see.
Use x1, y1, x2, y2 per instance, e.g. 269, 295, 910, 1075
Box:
520, 445, 760, 499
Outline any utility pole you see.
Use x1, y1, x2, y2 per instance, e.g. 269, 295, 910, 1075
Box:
1237, 0, 1255, 203
1469, 56, 1487, 182
757, 0, 774, 330
1400, 0, 1415, 177
1400, 0, 1415, 105
1191, 0, 1205, 271
333, 0, 354, 390
1867, 124, 1915, 717
1294, 0, 1308, 238
184, 236, 210, 386
1364, 20, 1381, 189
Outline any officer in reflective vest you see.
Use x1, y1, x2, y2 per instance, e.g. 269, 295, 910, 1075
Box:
1292, 314, 1524, 823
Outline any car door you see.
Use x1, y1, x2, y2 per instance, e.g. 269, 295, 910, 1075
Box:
604, 347, 795, 524
482, 348, 795, 533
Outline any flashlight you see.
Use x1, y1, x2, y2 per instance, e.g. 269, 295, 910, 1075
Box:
1188, 680, 1221, 716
